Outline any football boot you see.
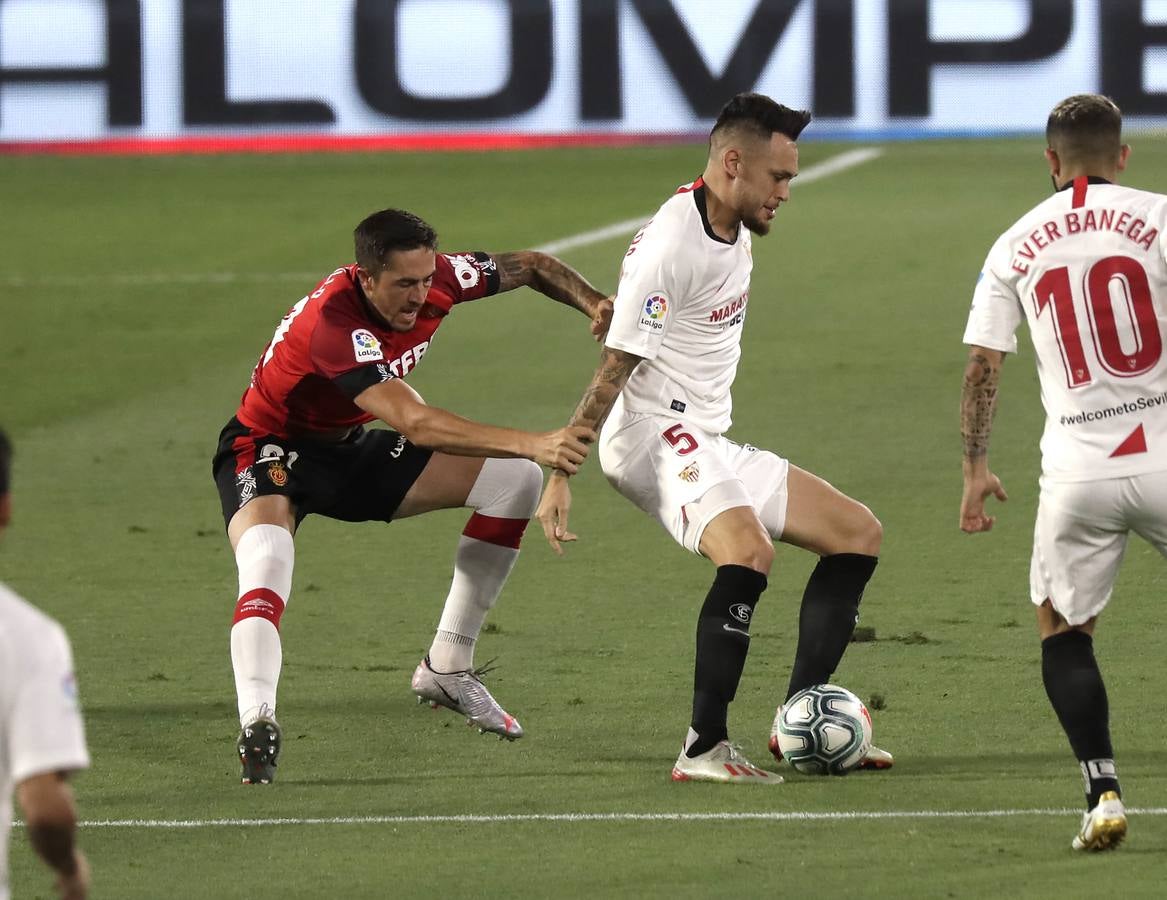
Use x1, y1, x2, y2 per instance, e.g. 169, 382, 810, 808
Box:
672, 729, 783, 784
237, 716, 281, 785
1072, 791, 1127, 851
411, 656, 523, 740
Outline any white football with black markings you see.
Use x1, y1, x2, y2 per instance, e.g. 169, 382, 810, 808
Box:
775, 683, 873, 775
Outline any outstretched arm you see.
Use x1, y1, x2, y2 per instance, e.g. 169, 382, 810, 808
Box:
960, 345, 1009, 533
493, 251, 613, 340
355, 379, 594, 473
536, 346, 643, 553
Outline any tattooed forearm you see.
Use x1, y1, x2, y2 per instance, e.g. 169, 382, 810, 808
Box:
961, 348, 1004, 461
494, 251, 606, 316
544, 347, 642, 478
567, 347, 641, 435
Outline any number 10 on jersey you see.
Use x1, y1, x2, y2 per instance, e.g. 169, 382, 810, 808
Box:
1034, 255, 1163, 388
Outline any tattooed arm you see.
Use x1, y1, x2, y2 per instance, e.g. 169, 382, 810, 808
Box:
535, 346, 644, 553
960, 345, 1009, 533
561, 346, 642, 435
492, 251, 613, 340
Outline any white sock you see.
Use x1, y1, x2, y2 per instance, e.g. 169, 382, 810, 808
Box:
427, 458, 540, 673
429, 536, 520, 672
230, 524, 294, 726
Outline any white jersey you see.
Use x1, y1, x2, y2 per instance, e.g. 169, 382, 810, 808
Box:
604, 178, 752, 435
964, 177, 1167, 481
0, 583, 89, 900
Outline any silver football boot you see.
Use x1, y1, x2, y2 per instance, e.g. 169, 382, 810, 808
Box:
411, 656, 524, 740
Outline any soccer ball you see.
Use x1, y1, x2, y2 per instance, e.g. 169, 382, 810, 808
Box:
774, 683, 873, 775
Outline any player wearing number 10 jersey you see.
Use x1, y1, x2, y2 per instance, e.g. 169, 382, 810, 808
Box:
960, 94, 1167, 850
534, 93, 891, 783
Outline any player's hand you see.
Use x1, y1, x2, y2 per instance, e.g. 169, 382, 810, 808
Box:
536, 471, 577, 555
535, 426, 595, 474
960, 469, 1008, 533
55, 849, 89, 899
590, 297, 614, 342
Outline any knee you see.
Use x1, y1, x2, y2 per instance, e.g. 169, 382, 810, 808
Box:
857, 507, 883, 556
720, 530, 775, 574
478, 457, 542, 518
510, 458, 543, 516
746, 538, 776, 574
839, 504, 882, 556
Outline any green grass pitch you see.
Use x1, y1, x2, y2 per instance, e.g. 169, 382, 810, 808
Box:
2, 138, 1167, 897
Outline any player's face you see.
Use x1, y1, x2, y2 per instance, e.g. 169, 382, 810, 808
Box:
359, 247, 436, 332
734, 134, 799, 236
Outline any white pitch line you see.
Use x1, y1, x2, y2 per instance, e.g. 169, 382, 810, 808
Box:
15, 807, 1164, 829
0, 148, 882, 289
535, 146, 883, 255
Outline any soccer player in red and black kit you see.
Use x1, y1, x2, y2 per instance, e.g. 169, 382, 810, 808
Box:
212, 209, 608, 784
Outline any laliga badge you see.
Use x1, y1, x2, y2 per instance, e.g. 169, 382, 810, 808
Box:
638, 293, 669, 334
351, 328, 384, 362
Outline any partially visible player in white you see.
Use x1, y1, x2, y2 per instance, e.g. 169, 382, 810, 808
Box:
0, 429, 90, 898
535, 93, 890, 784
960, 94, 1167, 850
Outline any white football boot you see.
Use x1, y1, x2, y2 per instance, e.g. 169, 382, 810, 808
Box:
1072, 791, 1127, 851
671, 729, 783, 784
768, 704, 895, 770
411, 656, 523, 740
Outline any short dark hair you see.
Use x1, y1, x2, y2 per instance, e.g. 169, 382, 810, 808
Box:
353, 209, 438, 274
0, 428, 10, 496
1046, 94, 1123, 162
710, 93, 812, 148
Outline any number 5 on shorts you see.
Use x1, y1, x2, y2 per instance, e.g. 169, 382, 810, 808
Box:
663, 423, 699, 455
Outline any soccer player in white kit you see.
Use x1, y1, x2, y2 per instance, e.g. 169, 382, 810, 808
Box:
0, 430, 90, 898
960, 94, 1167, 850
536, 93, 890, 783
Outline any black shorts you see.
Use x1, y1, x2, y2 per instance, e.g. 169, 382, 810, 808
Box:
212, 417, 433, 529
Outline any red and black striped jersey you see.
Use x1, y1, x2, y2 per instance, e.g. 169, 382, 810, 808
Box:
236, 252, 499, 437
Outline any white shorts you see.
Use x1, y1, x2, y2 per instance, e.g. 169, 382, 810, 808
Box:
1030, 471, 1167, 625
598, 405, 790, 554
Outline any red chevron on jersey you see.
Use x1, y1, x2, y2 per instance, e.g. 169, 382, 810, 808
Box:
1110, 424, 1148, 458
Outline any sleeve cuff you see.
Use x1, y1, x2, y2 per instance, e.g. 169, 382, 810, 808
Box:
332, 364, 391, 399
13, 751, 91, 783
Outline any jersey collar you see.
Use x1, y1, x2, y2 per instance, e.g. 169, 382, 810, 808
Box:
1055, 175, 1113, 192
692, 181, 738, 246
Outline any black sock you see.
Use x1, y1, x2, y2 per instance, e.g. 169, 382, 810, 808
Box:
785, 553, 878, 700
1041, 630, 1120, 808
688, 564, 768, 757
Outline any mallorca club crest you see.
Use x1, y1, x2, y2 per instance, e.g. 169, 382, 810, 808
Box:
267, 461, 288, 486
